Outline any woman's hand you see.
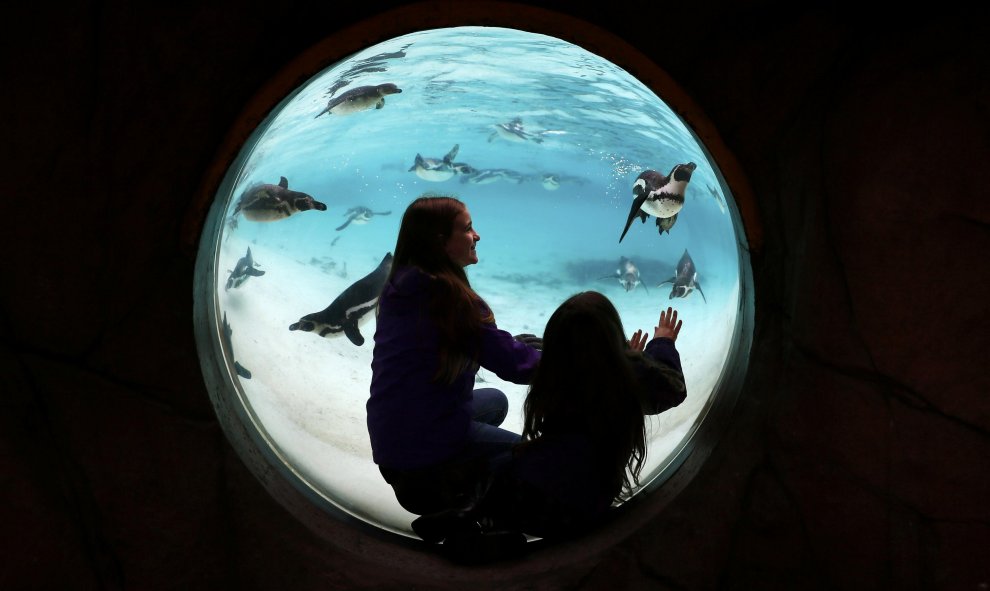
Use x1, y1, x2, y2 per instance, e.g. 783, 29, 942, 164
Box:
513, 333, 544, 351
654, 306, 682, 341
629, 329, 647, 351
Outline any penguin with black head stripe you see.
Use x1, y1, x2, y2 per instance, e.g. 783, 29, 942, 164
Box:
619, 162, 696, 242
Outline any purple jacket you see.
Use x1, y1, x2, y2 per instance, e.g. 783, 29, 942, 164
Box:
367, 266, 541, 470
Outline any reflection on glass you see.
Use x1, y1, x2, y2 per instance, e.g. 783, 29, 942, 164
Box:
211, 26, 745, 538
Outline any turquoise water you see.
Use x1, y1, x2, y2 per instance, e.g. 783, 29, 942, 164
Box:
214, 26, 744, 534
227, 26, 738, 281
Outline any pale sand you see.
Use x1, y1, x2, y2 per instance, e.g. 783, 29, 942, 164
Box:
219, 233, 739, 536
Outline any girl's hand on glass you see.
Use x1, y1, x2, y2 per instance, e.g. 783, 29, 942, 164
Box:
629, 329, 647, 351
654, 307, 682, 342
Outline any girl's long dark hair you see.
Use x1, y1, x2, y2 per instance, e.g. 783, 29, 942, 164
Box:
521, 291, 647, 499
386, 194, 493, 384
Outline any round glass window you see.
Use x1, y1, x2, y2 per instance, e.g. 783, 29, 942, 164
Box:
195, 25, 752, 541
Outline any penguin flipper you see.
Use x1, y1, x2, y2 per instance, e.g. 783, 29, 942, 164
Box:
657, 277, 675, 288
247, 268, 265, 277
234, 361, 252, 379
443, 144, 460, 164
619, 194, 648, 243
343, 319, 365, 346
336, 217, 353, 231
697, 283, 707, 303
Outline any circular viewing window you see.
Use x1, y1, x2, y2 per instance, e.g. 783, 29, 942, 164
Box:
194, 23, 753, 546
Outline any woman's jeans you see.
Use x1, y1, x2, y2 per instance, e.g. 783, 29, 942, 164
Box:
380, 388, 520, 515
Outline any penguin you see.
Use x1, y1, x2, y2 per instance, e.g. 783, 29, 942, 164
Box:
600, 256, 648, 293
409, 144, 460, 182
494, 168, 526, 184
289, 252, 393, 346
487, 117, 544, 144
336, 206, 392, 231
221, 312, 252, 379
707, 183, 727, 214
618, 162, 697, 242
225, 246, 265, 291
233, 176, 327, 222
657, 249, 706, 303
541, 174, 560, 191
314, 83, 402, 117
459, 168, 499, 185
451, 162, 478, 177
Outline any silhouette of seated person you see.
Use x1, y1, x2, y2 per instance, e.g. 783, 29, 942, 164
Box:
413, 292, 686, 562
367, 195, 541, 519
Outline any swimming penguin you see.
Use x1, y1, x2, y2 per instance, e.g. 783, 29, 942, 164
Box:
289, 252, 393, 346
409, 144, 460, 182
225, 246, 265, 291
658, 249, 706, 303
451, 162, 478, 177
459, 168, 496, 184
233, 176, 328, 222
600, 256, 648, 293
541, 174, 560, 191
314, 83, 402, 117
487, 117, 545, 144
464, 168, 523, 184
493, 168, 526, 184
618, 162, 697, 242
336, 206, 392, 231
707, 183, 727, 214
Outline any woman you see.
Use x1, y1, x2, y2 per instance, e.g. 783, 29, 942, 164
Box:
414, 292, 686, 556
471, 292, 687, 542
367, 195, 542, 517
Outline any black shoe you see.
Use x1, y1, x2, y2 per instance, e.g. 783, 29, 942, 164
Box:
439, 529, 528, 565
412, 510, 482, 544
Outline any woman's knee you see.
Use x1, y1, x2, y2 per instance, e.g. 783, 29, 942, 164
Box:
472, 388, 509, 425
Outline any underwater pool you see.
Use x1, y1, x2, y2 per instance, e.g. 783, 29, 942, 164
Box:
202, 26, 748, 538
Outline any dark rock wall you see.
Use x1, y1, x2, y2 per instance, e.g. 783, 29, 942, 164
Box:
2, 2, 986, 590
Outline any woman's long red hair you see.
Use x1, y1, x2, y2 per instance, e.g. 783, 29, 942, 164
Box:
386, 194, 493, 384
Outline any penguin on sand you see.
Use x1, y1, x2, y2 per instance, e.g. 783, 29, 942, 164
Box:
233, 177, 327, 222
289, 252, 393, 346
658, 249, 706, 303
225, 246, 265, 291
336, 206, 392, 231
314, 83, 402, 117
618, 162, 697, 242
409, 144, 460, 182
221, 312, 252, 379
